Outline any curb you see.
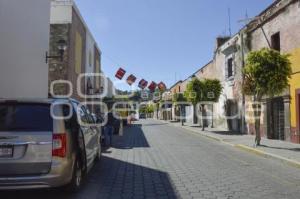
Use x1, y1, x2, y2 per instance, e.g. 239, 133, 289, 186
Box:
234, 144, 300, 169
164, 121, 300, 169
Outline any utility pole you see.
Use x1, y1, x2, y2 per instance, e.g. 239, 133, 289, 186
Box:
228, 8, 232, 36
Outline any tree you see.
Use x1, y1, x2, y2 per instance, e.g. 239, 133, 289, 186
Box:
152, 89, 163, 119
172, 93, 187, 125
146, 104, 154, 118
200, 79, 222, 130
139, 104, 147, 114
184, 78, 203, 124
129, 90, 142, 102
242, 48, 292, 146
184, 78, 222, 129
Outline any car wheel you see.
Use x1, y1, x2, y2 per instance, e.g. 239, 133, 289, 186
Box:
65, 158, 83, 192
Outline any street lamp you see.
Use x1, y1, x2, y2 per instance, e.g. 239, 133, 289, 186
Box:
46, 39, 67, 63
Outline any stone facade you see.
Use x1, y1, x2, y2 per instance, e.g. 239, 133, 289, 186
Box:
246, 0, 300, 143
169, 80, 183, 94
217, 34, 246, 132
165, 0, 300, 144
169, 81, 183, 121
192, 34, 246, 132
48, 24, 70, 96
49, 1, 102, 106
69, 7, 86, 101
49, 6, 86, 101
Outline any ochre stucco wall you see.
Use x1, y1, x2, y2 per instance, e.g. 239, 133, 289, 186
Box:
289, 48, 300, 143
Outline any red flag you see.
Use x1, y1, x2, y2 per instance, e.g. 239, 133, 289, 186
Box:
126, 74, 137, 85
148, 81, 157, 92
115, 68, 126, 80
158, 82, 166, 91
138, 79, 148, 89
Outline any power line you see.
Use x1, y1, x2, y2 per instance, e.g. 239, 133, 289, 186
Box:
228, 8, 232, 36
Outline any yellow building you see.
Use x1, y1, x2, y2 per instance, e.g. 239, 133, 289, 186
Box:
289, 48, 300, 143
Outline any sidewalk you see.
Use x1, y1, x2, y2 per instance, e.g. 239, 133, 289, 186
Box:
164, 120, 300, 168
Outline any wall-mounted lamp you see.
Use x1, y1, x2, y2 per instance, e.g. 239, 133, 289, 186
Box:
46, 40, 67, 63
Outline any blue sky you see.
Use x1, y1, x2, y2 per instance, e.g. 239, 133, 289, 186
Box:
75, 0, 273, 90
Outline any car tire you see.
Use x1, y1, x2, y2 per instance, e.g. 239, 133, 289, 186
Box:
65, 158, 83, 192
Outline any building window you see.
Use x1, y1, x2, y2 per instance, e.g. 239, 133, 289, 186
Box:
227, 58, 233, 78
271, 32, 280, 51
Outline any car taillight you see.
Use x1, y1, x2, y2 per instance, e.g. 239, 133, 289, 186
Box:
52, 134, 67, 157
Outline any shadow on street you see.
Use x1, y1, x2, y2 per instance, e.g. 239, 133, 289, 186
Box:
112, 124, 151, 149
0, 122, 177, 199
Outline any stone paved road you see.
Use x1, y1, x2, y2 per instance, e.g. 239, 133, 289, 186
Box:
2, 119, 300, 199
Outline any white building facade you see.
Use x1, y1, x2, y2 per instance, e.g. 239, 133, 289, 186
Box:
0, 0, 51, 98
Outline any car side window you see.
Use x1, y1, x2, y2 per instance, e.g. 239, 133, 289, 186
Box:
85, 107, 95, 124
78, 106, 89, 125
81, 105, 95, 125
63, 105, 77, 131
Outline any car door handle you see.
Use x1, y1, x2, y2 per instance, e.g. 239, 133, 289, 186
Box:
0, 141, 52, 146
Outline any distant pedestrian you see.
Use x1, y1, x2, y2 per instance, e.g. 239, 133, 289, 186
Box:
104, 112, 114, 147
127, 115, 132, 125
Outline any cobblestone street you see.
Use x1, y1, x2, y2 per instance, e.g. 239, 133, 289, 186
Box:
2, 119, 300, 199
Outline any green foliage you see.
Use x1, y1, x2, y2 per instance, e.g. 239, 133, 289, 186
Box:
184, 78, 203, 105
184, 78, 222, 104
102, 97, 114, 102
114, 90, 142, 101
146, 104, 154, 113
129, 90, 141, 101
158, 99, 165, 107
139, 105, 147, 114
201, 79, 223, 102
172, 93, 187, 105
242, 48, 292, 100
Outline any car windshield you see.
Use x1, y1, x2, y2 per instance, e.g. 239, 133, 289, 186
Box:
0, 103, 53, 132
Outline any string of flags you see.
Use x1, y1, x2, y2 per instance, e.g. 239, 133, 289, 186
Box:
115, 67, 166, 92
115, 68, 126, 79
138, 79, 148, 89
126, 74, 137, 86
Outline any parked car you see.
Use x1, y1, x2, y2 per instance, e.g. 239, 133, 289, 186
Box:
91, 113, 105, 143
139, 113, 146, 119
0, 98, 101, 191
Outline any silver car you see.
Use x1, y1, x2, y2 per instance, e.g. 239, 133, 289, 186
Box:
0, 98, 101, 191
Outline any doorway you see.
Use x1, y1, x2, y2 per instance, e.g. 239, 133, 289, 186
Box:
225, 99, 240, 131
267, 98, 285, 140
297, 91, 300, 133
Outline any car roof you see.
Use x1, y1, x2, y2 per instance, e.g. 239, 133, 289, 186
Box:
0, 98, 79, 104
